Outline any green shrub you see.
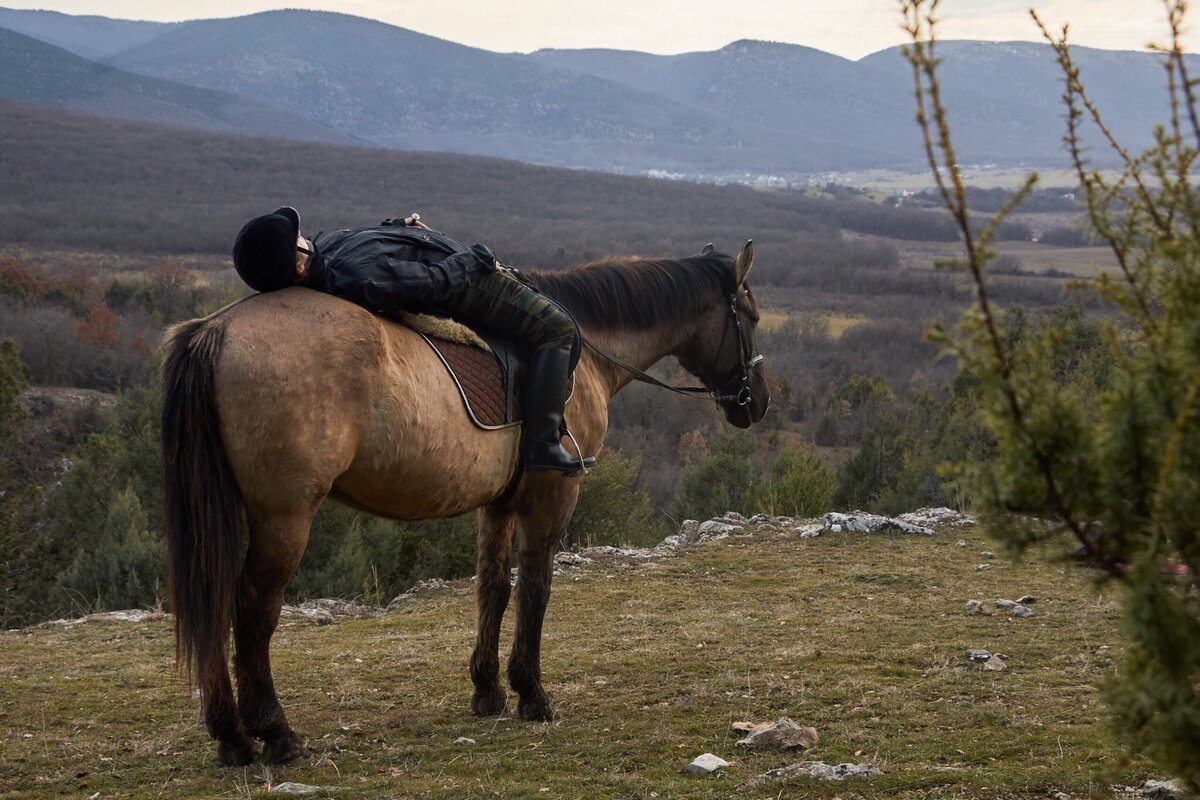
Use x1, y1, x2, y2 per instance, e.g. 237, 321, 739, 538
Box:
903, 0, 1200, 784
566, 451, 663, 548
59, 484, 164, 613
670, 428, 762, 521
753, 444, 835, 518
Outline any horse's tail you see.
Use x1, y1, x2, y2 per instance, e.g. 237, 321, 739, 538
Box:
161, 315, 243, 688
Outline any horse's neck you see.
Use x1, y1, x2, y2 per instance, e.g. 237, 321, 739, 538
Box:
580, 321, 697, 399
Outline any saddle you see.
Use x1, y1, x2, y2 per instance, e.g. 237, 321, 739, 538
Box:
398, 311, 580, 431
398, 312, 526, 430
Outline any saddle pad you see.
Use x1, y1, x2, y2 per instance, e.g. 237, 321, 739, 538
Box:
420, 334, 520, 430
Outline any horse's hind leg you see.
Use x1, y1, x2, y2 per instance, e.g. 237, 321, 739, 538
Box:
508, 481, 580, 721
470, 506, 516, 715
203, 658, 256, 765
233, 511, 314, 764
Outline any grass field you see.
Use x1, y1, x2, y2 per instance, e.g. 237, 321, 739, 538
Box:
757, 310, 865, 337
895, 238, 1119, 278
0, 522, 1155, 799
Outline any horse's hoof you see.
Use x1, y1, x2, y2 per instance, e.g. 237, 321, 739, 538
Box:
217, 735, 258, 766
472, 685, 508, 716
262, 731, 309, 765
517, 693, 557, 722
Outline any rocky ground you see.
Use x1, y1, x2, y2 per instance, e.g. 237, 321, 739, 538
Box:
0, 510, 1189, 799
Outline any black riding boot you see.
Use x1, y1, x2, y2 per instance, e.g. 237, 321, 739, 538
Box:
524, 348, 596, 475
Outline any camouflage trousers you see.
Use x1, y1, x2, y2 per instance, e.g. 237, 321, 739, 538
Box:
446, 270, 576, 351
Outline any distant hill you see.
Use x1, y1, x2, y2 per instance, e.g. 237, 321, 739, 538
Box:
0, 6, 170, 59
0, 5, 1192, 175
101, 9, 890, 173
530, 40, 924, 165
0, 27, 362, 145
535, 39, 1198, 167
858, 41, 1193, 161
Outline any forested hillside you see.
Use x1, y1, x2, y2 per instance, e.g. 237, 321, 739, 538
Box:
0, 100, 1107, 628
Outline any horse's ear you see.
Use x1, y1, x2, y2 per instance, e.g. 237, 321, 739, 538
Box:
701, 243, 715, 255
735, 240, 754, 284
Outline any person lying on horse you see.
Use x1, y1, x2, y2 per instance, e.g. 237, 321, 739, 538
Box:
231, 206, 595, 475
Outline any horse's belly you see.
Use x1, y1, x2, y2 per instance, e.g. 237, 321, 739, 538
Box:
333, 340, 521, 519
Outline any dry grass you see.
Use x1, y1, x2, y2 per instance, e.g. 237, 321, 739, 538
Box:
0, 525, 1148, 799
758, 310, 865, 338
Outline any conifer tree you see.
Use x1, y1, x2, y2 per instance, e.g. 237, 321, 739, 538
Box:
902, 0, 1200, 785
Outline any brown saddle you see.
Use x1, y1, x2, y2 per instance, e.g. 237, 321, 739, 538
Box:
404, 312, 579, 432
417, 331, 525, 430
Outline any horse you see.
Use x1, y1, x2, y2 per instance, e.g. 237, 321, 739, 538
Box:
161, 241, 769, 765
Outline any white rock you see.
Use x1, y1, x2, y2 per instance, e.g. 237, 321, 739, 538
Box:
576, 545, 657, 559
966, 649, 992, 662
48, 609, 168, 626
823, 512, 933, 536
963, 600, 985, 615
794, 523, 823, 539
696, 520, 739, 540
980, 551, 995, 559
453, 737, 476, 746
994, 599, 1017, 608
898, 507, 976, 528
270, 783, 323, 795
1011, 605, 1034, 618
760, 761, 882, 781
976, 564, 991, 572
686, 753, 729, 774
1017, 595, 1037, 605
983, 656, 1008, 672
732, 717, 819, 750
1142, 778, 1188, 798
554, 552, 592, 568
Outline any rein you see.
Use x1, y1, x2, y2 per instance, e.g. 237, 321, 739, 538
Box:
580, 290, 765, 407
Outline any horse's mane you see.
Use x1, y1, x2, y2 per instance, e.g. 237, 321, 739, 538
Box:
528, 253, 737, 331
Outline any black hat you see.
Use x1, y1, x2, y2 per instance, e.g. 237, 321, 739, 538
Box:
232, 206, 301, 293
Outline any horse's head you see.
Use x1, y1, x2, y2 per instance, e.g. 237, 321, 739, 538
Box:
676, 241, 770, 428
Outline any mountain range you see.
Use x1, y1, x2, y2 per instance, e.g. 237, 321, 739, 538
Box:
0, 6, 1191, 177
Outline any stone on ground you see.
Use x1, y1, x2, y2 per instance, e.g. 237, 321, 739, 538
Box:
270, 783, 324, 795
759, 761, 882, 781
983, 656, 1008, 672
1142, 778, 1187, 798
731, 717, 819, 750
823, 512, 933, 536
686, 753, 730, 774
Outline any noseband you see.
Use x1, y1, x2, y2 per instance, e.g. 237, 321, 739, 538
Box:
581, 289, 766, 407
698, 290, 767, 406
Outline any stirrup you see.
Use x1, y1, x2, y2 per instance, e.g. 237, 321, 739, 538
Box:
525, 428, 595, 476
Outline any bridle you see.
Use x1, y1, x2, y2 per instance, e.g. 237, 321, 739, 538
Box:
581, 288, 766, 407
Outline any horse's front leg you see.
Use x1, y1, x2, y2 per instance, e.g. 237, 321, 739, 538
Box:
470, 506, 516, 715
508, 479, 580, 721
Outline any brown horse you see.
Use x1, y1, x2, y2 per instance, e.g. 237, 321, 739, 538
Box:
161, 242, 768, 765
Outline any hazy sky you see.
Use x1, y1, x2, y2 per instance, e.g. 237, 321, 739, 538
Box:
2, 0, 1178, 58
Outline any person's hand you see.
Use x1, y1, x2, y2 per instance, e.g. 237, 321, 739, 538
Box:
403, 213, 430, 230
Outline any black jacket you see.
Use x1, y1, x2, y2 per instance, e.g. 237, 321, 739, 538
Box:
302, 219, 496, 314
